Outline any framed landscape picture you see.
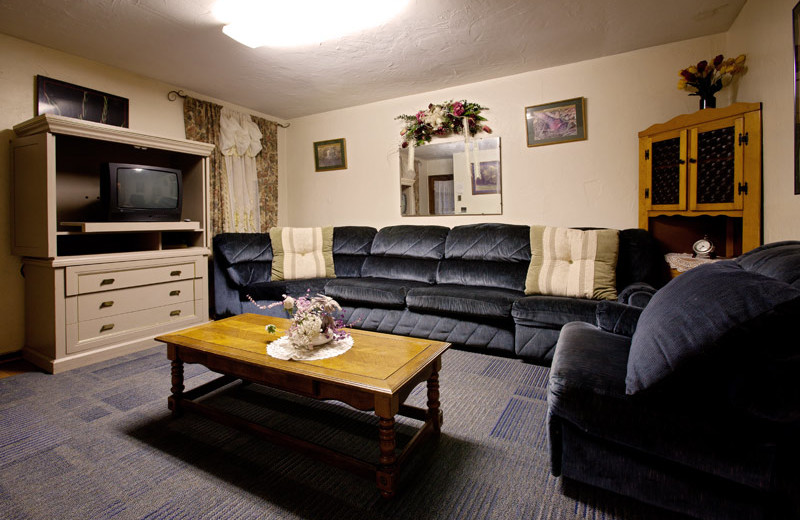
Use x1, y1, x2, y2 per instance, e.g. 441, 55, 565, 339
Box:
313, 138, 347, 171
525, 97, 586, 147
471, 160, 500, 195
36, 75, 129, 127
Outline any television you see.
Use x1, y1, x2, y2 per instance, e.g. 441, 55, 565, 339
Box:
101, 163, 182, 222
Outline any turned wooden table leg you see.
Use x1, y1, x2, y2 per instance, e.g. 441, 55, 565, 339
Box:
427, 365, 443, 433
169, 357, 185, 417
376, 416, 397, 498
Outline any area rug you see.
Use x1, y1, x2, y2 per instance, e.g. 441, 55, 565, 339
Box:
0, 346, 689, 519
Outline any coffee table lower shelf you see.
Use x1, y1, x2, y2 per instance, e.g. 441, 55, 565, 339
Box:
168, 360, 443, 498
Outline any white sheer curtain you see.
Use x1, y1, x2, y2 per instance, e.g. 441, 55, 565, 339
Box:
434, 179, 454, 215
219, 107, 263, 232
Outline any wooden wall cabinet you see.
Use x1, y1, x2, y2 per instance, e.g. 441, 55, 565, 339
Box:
11, 115, 216, 373
638, 103, 762, 258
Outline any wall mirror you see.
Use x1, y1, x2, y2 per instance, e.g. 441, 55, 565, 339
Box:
399, 136, 501, 216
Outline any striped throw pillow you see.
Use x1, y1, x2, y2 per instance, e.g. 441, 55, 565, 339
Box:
269, 226, 335, 281
524, 226, 619, 300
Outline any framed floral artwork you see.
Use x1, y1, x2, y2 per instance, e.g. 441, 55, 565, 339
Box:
36, 75, 129, 127
314, 138, 347, 172
525, 97, 586, 147
471, 160, 500, 195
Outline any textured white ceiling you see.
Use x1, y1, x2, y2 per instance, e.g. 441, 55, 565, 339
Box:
0, 0, 746, 119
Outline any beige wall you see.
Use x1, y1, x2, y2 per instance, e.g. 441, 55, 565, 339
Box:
727, 0, 800, 242
284, 34, 733, 229
0, 33, 287, 355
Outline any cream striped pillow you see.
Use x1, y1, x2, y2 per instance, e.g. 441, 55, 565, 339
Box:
269, 226, 335, 281
524, 226, 619, 300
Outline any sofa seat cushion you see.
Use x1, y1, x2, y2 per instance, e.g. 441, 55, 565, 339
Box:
244, 278, 333, 302
511, 295, 598, 328
550, 321, 779, 492
324, 277, 430, 308
406, 285, 523, 321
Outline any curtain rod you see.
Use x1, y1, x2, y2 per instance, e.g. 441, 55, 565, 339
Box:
167, 90, 290, 128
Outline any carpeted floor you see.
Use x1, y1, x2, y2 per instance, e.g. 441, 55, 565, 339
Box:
0, 346, 690, 520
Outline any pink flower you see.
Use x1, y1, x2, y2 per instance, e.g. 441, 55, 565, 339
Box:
416, 111, 425, 123
401, 141, 409, 148
452, 101, 465, 117
400, 128, 406, 136
482, 125, 492, 133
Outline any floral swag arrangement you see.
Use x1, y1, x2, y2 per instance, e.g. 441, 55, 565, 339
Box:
396, 100, 491, 147
678, 54, 746, 106
267, 293, 349, 350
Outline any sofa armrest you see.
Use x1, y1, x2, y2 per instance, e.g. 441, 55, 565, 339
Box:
617, 282, 657, 308
595, 300, 642, 337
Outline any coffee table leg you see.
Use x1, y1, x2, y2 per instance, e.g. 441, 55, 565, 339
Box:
427, 366, 443, 433
376, 416, 397, 498
169, 357, 185, 417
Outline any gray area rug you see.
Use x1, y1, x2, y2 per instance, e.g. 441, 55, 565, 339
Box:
0, 346, 689, 519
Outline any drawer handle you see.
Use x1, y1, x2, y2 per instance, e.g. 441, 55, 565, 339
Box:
170, 310, 182, 317
170, 270, 182, 277
100, 323, 115, 332
100, 301, 114, 309
169, 290, 181, 296
100, 278, 115, 286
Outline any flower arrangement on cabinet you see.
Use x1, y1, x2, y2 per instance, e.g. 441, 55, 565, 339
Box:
396, 100, 491, 147
677, 54, 746, 107
266, 293, 349, 350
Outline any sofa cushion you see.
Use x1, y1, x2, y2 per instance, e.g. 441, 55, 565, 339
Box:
735, 240, 800, 289
511, 295, 598, 328
437, 223, 531, 291
324, 277, 430, 308
525, 226, 619, 300
213, 233, 272, 287
406, 285, 523, 321
626, 261, 800, 395
270, 226, 335, 281
332, 226, 378, 278
361, 225, 449, 282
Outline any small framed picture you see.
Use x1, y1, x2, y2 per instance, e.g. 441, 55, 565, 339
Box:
525, 97, 586, 147
313, 138, 347, 171
36, 75, 129, 127
471, 161, 500, 195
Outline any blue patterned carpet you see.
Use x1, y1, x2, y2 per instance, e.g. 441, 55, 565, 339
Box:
0, 347, 688, 519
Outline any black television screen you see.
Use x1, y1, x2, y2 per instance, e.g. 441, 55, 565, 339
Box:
102, 163, 182, 222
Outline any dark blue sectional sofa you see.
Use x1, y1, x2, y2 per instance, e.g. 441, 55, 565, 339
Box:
548, 241, 800, 519
212, 223, 667, 364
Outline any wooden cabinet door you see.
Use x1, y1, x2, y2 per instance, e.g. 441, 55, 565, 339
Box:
644, 129, 687, 211
688, 116, 744, 211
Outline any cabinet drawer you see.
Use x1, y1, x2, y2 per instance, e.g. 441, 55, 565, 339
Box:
71, 262, 196, 295
67, 301, 197, 352
75, 279, 194, 322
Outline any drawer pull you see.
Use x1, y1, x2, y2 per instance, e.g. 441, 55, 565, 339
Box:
169, 290, 181, 296
100, 278, 115, 286
170, 270, 182, 277
170, 310, 182, 317
100, 323, 115, 332
100, 301, 114, 309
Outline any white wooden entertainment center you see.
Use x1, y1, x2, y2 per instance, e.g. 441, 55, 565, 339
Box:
11, 115, 215, 373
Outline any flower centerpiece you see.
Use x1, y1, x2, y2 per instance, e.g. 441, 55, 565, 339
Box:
269, 293, 348, 350
678, 54, 746, 109
396, 100, 491, 147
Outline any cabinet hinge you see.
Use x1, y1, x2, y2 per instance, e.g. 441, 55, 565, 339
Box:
644, 150, 650, 160
738, 182, 749, 195
645, 188, 650, 199
739, 132, 749, 146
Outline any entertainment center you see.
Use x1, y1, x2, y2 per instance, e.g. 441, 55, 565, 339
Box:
11, 114, 215, 373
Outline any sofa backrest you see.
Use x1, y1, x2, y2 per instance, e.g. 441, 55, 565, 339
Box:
735, 241, 800, 289
437, 223, 531, 291
360, 225, 449, 283
332, 226, 378, 277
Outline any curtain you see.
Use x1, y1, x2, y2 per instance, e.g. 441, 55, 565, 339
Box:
183, 96, 279, 235
220, 107, 262, 232
434, 180, 455, 215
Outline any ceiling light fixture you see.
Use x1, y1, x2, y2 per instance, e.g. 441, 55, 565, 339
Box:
213, 0, 410, 48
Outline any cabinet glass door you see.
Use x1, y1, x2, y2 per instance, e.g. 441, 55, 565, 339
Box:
689, 117, 744, 211
647, 129, 687, 211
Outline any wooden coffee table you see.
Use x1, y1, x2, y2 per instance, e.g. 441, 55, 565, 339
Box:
155, 313, 450, 498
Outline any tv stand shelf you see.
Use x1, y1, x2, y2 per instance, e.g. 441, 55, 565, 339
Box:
59, 221, 202, 233
11, 115, 215, 373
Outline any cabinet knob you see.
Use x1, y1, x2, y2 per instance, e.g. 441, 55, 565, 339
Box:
100, 278, 115, 286
169, 290, 181, 296
170, 310, 182, 317
100, 323, 115, 332
100, 301, 114, 309
678, 159, 686, 164
689, 158, 697, 163
170, 270, 182, 277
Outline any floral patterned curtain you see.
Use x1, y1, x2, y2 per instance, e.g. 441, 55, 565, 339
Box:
183, 96, 279, 235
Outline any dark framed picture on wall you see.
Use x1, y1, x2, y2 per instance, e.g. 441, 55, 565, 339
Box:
313, 138, 347, 172
525, 97, 586, 147
36, 75, 129, 127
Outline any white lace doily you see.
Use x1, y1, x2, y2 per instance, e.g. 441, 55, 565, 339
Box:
267, 334, 354, 361
664, 252, 721, 272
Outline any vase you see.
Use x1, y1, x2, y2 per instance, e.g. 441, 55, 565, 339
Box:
698, 94, 716, 110
310, 330, 334, 346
